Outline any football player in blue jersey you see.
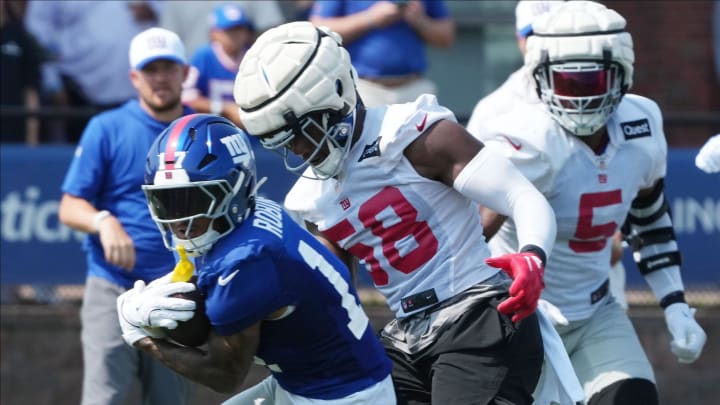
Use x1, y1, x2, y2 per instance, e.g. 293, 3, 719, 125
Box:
116, 114, 396, 404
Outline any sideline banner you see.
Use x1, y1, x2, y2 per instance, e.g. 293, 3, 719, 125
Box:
1, 145, 718, 287
0, 145, 296, 284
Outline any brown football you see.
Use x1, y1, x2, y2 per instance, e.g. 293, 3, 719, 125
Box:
164, 276, 211, 347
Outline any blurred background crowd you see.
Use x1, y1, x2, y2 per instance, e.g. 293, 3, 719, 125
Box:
1, 0, 718, 148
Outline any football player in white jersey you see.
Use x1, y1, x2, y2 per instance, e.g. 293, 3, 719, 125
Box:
479, 2, 708, 404
234, 21, 559, 404
467, 0, 630, 312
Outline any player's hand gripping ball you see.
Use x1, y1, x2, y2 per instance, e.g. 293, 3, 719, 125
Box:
164, 276, 211, 347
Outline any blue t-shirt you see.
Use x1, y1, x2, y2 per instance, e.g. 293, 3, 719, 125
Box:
61, 100, 194, 288
187, 43, 237, 103
197, 198, 392, 399
311, 0, 450, 77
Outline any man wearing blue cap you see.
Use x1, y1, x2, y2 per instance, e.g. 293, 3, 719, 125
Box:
183, 3, 255, 128
58, 27, 194, 405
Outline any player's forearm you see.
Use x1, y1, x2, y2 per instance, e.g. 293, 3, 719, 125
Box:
628, 179, 684, 303
135, 337, 248, 393
454, 148, 556, 257
57, 194, 104, 234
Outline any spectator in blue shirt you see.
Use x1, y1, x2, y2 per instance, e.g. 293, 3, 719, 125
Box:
57, 27, 194, 405
310, 0, 454, 107
182, 3, 255, 128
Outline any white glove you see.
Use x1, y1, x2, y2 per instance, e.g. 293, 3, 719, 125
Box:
536, 299, 569, 327
116, 279, 197, 346
695, 134, 720, 173
664, 303, 707, 364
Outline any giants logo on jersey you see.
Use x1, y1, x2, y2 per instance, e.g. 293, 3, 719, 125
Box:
621, 119, 651, 140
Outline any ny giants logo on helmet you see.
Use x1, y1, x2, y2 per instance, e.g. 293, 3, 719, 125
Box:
219, 133, 252, 164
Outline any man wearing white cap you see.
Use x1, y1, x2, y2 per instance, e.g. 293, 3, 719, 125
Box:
58, 27, 194, 405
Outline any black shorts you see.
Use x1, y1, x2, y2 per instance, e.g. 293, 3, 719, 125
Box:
382, 294, 544, 405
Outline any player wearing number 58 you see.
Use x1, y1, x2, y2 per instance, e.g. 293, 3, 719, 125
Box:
234, 21, 562, 404
116, 114, 396, 404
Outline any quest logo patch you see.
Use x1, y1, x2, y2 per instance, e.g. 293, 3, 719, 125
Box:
621, 118, 651, 140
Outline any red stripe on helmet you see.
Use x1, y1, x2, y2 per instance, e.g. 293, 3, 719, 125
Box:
164, 114, 196, 170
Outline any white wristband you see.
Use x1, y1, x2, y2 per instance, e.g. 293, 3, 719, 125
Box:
94, 210, 111, 232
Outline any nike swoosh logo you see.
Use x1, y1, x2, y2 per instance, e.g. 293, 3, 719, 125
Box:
502, 135, 522, 150
218, 269, 240, 286
415, 113, 428, 132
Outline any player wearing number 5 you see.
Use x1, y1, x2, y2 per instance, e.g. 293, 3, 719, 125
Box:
234, 22, 559, 404
479, 2, 707, 404
116, 114, 395, 404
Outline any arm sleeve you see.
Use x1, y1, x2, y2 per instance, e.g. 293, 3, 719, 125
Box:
453, 147, 556, 258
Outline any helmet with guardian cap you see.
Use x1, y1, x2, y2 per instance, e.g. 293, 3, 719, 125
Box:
234, 21, 358, 179
525, 0, 634, 136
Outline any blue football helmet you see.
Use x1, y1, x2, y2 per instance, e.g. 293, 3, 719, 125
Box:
143, 114, 257, 255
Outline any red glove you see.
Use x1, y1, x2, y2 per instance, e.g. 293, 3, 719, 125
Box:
485, 252, 545, 322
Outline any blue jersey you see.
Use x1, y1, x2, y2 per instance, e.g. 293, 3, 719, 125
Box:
61, 100, 194, 287
183, 43, 238, 104
310, 0, 450, 77
196, 198, 392, 400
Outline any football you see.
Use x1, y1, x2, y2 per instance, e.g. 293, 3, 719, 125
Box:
164, 276, 211, 347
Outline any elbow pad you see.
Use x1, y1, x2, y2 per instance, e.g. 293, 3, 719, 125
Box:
627, 179, 684, 302
453, 148, 556, 260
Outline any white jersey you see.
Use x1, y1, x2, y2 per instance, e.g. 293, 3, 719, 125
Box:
466, 66, 539, 139
285, 95, 499, 318
482, 94, 666, 321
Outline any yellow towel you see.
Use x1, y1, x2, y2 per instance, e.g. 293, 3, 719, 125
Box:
170, 245, 194, 282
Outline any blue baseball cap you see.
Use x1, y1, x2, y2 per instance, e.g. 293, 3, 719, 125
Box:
211, 4, 255, 31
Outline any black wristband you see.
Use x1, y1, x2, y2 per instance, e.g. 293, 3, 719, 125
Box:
660, 290, 686, 309
520, 244, 547, 266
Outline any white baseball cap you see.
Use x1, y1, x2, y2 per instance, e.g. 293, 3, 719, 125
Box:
129, 27, 187, 70
515, 0, 565, 38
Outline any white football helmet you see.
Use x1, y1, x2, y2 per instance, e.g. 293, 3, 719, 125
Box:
525, 1, 635, 136
234, 21, 358, 179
